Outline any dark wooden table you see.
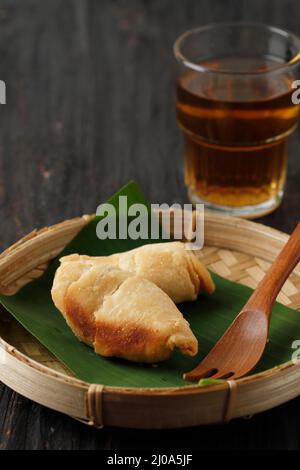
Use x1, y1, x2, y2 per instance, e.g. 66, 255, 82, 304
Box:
0, 0, 300, 450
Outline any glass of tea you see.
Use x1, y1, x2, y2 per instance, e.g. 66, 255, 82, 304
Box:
174, 23, 300, 218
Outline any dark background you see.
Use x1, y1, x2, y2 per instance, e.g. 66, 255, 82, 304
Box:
0, 0, 299, 450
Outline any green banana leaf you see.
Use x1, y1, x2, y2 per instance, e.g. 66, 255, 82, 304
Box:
0, 181, 299, 388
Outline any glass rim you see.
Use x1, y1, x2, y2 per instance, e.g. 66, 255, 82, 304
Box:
173, 21, 300, 76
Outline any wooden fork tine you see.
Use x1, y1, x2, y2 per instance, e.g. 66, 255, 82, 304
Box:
183, 367, 217, 381
209, 371, 234, 380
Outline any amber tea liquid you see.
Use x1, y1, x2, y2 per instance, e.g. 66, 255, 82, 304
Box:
176, 57, 300, 213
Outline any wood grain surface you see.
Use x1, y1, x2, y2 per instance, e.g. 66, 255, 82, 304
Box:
0, 0, 300, 450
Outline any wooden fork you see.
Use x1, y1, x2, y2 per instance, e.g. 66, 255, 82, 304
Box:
184, 222, 300, 382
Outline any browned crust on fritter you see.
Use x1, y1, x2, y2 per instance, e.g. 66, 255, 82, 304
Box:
186, 250, 215, 295
64, 297, 95, 346
94, 321, 166, 362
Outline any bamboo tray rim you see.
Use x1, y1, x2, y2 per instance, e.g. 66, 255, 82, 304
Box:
0, 213, 297, 396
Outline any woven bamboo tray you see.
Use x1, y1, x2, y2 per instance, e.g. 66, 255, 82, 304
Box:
0, 212, 300, 429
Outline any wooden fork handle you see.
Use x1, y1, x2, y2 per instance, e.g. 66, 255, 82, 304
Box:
243, 222, 300, 316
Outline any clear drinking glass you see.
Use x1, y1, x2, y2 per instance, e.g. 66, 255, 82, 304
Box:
174, 23, 300, 218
